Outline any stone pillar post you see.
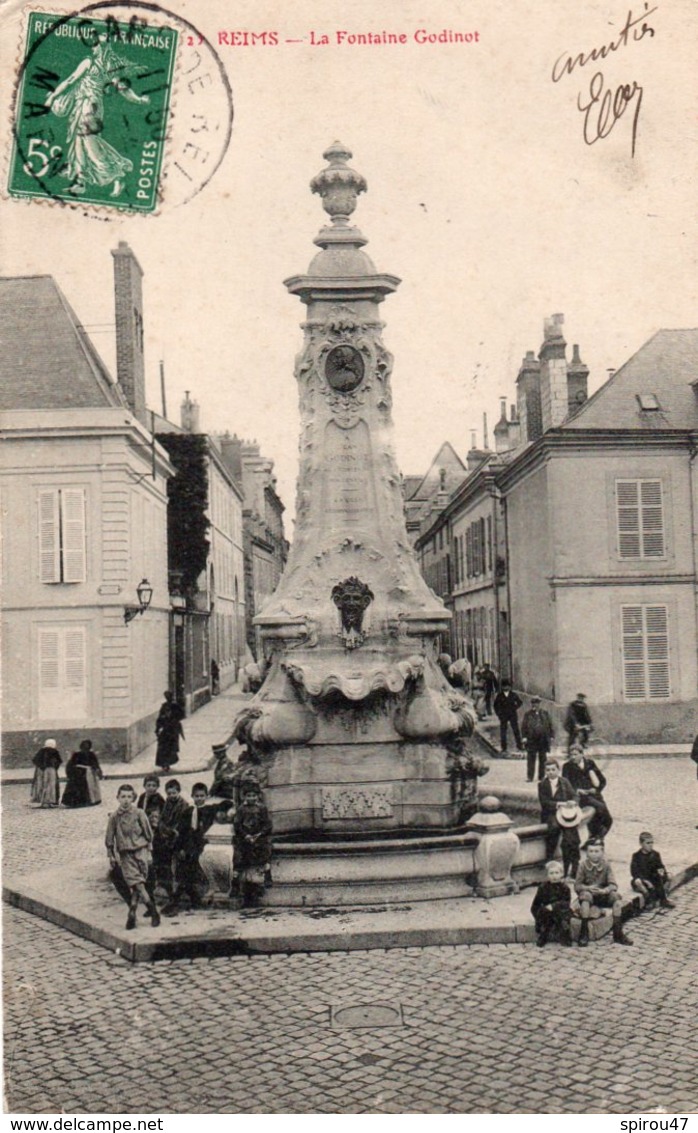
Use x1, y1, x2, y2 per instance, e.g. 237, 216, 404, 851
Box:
466, 795, 520, 897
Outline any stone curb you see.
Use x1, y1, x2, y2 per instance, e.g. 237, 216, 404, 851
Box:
4, 863, 695, 963
474, 726, 692, 761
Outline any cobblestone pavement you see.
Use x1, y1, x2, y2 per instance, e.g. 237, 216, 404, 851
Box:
3, 783, 698, 1115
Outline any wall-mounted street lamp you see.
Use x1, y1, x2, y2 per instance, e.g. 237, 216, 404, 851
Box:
124, 578, 153, 624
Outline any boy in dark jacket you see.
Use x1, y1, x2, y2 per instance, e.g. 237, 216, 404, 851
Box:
562, 745, 613, 839
531, 860, 572, 947
164, 783, 221, 914
538, 758, 579, 874
630, 832, 674, 910
137, 774, 165, 821
157, 779, 189, 902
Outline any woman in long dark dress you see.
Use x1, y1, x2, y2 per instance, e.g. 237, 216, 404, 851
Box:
62, 739, 103, 807
154, 691, 185, 773
30, 739, 62, 807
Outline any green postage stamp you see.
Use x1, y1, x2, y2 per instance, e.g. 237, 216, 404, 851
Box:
8, 11, 178, 212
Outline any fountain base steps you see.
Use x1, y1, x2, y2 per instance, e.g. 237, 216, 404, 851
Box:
4, 861, 695, 963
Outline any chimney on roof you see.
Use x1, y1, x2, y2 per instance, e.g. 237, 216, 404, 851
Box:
539, 312, 568, 431
180, 390, 200, 433
218, 432, 243, 484
508, 403, 521, 450
516, 349, 542, 444
494, 396, 510, 453
112, 242, 146, 425
466, 428, 490, 471
435, 466, 450, 507
567, 343, 589, 415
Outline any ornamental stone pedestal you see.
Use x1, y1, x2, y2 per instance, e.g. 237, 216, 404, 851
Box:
465, 796, 521, 898
233, 144, 474, 836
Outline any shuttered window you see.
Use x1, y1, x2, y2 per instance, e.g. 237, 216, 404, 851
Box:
472, 521, 482, 575
486, 516, 492, 574
38, 489, 86, 583
616, 479, 665, 559
38, 625, 87, 719
621, 604, 670, 701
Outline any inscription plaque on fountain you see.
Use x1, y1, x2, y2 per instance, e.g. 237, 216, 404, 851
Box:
321, 786, 394, 820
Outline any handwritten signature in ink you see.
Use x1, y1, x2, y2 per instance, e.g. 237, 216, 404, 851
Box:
551, 4, 656, 157
577, 72, 643, 157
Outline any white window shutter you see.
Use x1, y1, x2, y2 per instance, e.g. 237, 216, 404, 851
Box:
640, 481, 664, 557
38, 625, 87, 719
616, 479, 665, 560
38, 490, 60, 582
61, 489, 86, 582
64, 628, 86, 690
621, 604, 670, 701
645, 605, 670, 698
616, 481, 641, 559
38, 629, 60, 690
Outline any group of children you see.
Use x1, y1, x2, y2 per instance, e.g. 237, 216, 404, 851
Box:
531, 831, 674, 949
105, 770, 273, 930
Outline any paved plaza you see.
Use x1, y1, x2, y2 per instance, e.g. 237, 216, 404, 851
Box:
3, 748, 698, 1114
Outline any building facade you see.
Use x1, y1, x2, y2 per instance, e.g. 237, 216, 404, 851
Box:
413, 316, 698, 741
501, 325, 698, 741
0, 271, 172, 765
156, 397, 246, 712
207, 440, 246, 689
215, 434, 287, 658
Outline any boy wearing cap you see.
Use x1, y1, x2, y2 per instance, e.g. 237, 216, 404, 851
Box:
521, 696, 555, 782
575, 838, 632, 947
530, 860, 573, 947
630, 832, 674, 910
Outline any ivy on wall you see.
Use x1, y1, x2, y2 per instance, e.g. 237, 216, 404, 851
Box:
157, 433, 210, 594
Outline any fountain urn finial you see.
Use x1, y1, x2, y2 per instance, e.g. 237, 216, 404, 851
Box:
310, 141, 367, 224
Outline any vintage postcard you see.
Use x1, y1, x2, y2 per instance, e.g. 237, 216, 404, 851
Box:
1, 0, 696, 1120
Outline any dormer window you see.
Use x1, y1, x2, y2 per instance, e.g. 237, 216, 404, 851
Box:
636, 393, 660, 411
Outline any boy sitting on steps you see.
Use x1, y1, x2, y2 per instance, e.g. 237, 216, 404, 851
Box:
575, 837, 631, 948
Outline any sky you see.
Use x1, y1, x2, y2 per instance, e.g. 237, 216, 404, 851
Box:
1, 0, 696, 516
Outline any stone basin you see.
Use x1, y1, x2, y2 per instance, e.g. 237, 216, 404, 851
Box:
203, 793, 592, 907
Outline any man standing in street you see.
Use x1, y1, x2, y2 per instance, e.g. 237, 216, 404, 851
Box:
480, 663, 499, 716
564, 692, 593, 751
521, 695, 555, 782
493, 679, 523, 755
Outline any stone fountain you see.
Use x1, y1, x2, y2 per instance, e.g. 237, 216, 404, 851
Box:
231, 143, 482, 904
